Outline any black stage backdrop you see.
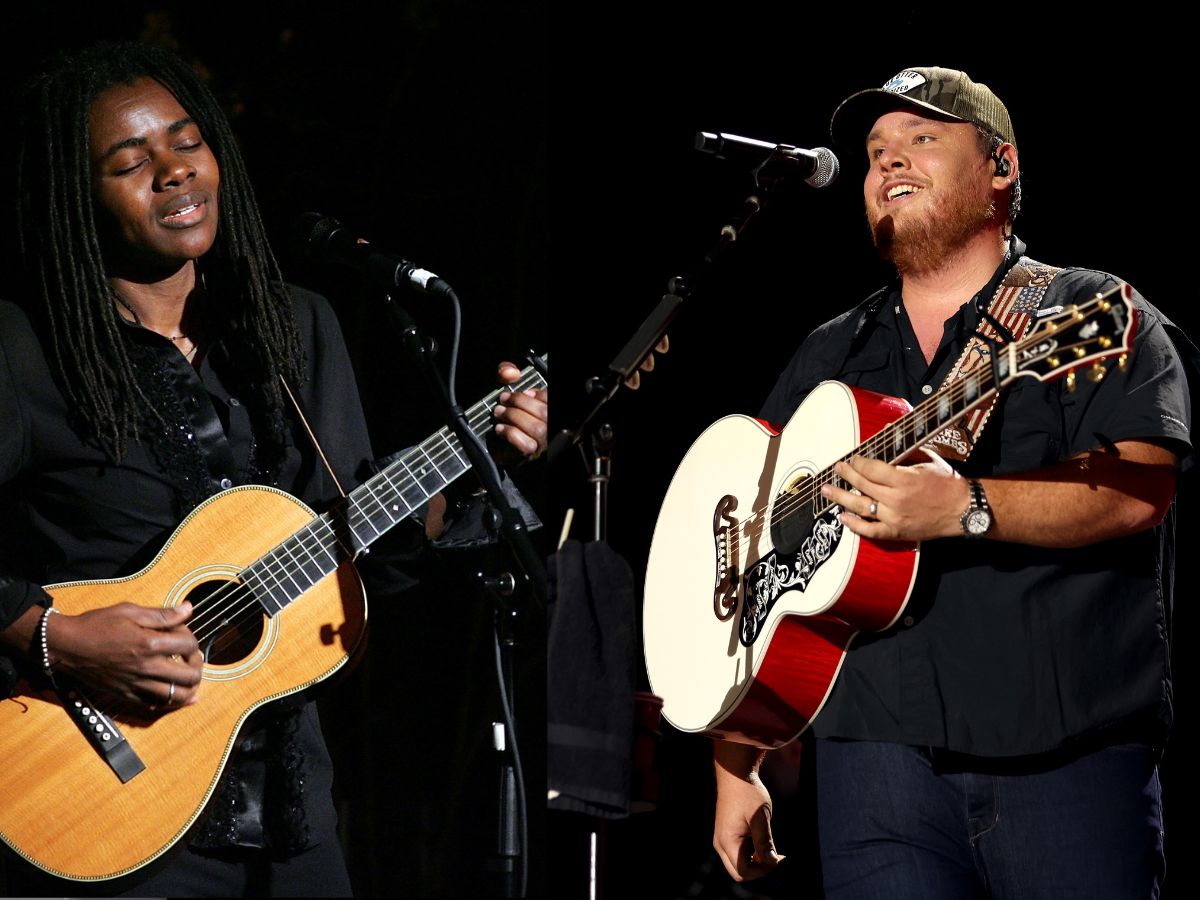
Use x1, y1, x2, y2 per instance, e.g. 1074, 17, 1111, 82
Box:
549, 12, 1197, 900
0, 5, 1196, 899
0, 3, 547, 898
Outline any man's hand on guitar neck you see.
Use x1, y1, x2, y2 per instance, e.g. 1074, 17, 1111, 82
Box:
713, 739, 785, 881
492, 360, 548, 462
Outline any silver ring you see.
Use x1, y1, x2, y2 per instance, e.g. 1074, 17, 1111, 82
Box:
167, 682, 176, 704
868, 501, 878, 517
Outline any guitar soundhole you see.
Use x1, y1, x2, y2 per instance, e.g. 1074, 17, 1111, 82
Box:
183, 579, 266, 665
770, 473, 815, 555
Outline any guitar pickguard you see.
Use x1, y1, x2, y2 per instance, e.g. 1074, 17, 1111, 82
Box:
739, 506, 843, 646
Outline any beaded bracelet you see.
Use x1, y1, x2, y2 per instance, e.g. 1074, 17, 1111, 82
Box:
39, 605, 61, 684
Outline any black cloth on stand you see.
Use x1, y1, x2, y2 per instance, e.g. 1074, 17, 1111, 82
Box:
547, 539, 636, 818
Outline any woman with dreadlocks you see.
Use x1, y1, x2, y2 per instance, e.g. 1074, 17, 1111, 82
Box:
0, 40, 546, 897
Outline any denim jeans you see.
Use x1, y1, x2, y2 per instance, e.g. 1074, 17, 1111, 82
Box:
815, 738, 1165, 899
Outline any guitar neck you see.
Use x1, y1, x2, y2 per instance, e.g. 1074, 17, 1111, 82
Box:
814, 351, 1010, 507
815, 281, 1134, 503
865, 363, 1004, 465
241, 361, 547, 613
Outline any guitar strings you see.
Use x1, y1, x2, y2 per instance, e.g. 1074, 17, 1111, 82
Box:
99, 389, 485, 725
187, 371, 534, 646
99, 367, 546, 721
180, 367, 545, 657
725, 371, 999, 558
729, 328, 1103, 556
182, 395, 503, 655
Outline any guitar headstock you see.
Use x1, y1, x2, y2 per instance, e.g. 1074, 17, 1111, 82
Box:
1012, 283, 1137, 389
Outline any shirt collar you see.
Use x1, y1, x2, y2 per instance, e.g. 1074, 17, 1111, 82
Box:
973, 234, 1024, 313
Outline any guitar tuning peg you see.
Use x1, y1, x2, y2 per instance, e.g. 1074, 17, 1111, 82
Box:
1118, 353, 1128, 372
1066, 371, 1076, 392
1088, 363, 1106, 383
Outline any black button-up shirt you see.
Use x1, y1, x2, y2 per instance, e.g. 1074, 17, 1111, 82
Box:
0, 285, 424, 850
759, 239, 1192, 757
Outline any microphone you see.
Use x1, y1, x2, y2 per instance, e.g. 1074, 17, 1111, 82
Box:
298, 212, 453, 296
695, 132, 839, 188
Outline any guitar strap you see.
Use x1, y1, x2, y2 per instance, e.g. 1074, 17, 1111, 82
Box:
925, 259, 1061, 461
279, 375, 349, 499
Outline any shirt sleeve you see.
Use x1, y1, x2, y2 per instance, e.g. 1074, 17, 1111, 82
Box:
431, 472, 543, 550
1056, 279, 1193, 462
0, 307, 51, 633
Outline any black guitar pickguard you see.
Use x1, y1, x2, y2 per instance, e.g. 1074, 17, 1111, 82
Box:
740, 505, 843, 646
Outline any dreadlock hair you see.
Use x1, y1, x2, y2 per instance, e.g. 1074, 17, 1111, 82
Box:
14, 40, 304, 463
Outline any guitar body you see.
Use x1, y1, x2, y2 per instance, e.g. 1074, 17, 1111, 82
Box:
643, 381, 919, 749
0, 485, 366, 882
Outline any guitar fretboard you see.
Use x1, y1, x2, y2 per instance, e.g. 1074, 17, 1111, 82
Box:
241, 361, 547, 613
872, 365, 1003, 465
803, 283, 1131, 517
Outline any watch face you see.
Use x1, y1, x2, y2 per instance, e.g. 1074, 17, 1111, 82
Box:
966, 509, 992, 535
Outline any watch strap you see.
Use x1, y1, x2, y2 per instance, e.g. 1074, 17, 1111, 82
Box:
960, 479, 992, 537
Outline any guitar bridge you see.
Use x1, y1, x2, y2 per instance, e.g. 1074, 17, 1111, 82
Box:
58, 680, 145, 783
712, 495, 739, 621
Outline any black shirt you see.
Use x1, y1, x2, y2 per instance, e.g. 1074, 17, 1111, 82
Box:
0, 285, 425, 851
758, 238, 1192, 757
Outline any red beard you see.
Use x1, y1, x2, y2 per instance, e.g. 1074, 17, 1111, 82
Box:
868, 177, 997, 275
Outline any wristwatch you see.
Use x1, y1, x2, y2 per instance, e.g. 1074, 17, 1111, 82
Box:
960, 479, 993, 538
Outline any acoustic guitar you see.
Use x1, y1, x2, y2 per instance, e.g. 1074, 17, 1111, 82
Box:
0, 357, 546, 882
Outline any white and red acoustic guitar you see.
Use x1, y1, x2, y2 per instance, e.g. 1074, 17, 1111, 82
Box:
0, 357, 546, 883
643, 285, 1137, 749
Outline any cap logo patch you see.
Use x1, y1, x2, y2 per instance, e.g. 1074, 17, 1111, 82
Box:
882, 71, 927, 94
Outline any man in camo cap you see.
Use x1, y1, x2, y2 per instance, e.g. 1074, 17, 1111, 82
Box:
708, 66, 1189, 899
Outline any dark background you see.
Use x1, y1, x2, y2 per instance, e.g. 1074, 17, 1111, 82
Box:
0, 4, 1195, 898
548, 12, 1197, 900
0, 2, 547, 898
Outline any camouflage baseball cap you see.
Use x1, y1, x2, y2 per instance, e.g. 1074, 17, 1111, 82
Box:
830, 67, 1015, 153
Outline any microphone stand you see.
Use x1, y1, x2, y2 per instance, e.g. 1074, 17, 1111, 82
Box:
374, 290, 544, 898
548, 160, 793, 900
547, 188, 769, 467
583, 421, 615, 900
482, 567, 524, 899
377, 292, 548, 608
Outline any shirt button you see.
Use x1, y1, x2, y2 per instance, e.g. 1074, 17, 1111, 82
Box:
902, 615, 915, 627
229, 397, 241, 407
921, 385, 933, 395
219, 477, 233, 490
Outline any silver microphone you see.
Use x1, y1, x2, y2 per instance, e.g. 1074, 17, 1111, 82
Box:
695, 131, 839, 188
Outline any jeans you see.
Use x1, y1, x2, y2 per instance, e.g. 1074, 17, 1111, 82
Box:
815, 738, 1165, 899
